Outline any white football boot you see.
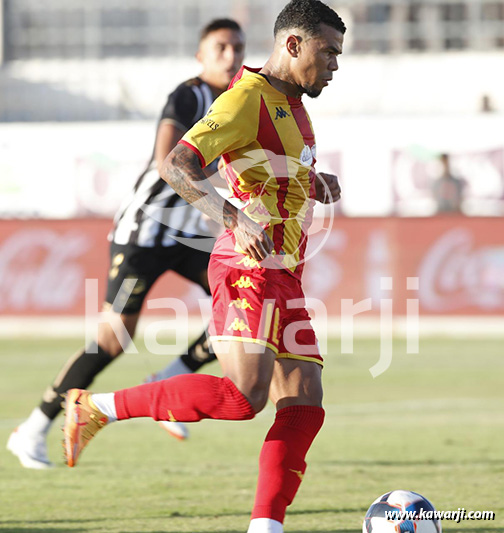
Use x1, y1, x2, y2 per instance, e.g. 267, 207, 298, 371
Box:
7, 425, 53, 469
158, 420, 189, 440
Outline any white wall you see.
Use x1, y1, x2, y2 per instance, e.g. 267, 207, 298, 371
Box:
1, 115, 502, 218
5, 52, 503, 119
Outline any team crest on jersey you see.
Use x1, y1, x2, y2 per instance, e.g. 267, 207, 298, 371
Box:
300, 144, 314, 167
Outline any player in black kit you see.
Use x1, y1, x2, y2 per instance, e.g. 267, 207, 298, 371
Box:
7, 18, 245, 468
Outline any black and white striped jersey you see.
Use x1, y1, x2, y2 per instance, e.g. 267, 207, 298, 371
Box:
111, 77, 216, 248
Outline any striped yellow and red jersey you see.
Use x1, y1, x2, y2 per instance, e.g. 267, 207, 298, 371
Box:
179, 66, 317, 279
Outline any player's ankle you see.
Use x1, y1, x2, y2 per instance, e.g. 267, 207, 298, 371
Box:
21, 407, 52, 436
91, 393, 117, 422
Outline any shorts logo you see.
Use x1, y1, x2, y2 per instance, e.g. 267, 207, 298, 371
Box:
236, 256, 262, 269
227, 318, 252, 332
167, 410, 177, 422
230, 276, 257, 289
123, 276, 146, 295
109, 253, 124, 280
274, 106, 291, 120
229, 298, 254, 311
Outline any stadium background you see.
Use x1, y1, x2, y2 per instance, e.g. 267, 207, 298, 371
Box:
1, 0, 503, 333
1, 2, 503, 533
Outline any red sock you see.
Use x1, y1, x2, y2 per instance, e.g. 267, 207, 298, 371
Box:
114, 375, 255, 422
251, 405, 325, 523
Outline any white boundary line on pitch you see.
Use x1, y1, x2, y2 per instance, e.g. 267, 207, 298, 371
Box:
0, 315, 504, 338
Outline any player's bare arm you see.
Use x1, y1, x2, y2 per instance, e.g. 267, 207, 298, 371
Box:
315, 172, 341, 203
162, 144, 274, 261
155, 122, 225, 182
155, 122, 185, 175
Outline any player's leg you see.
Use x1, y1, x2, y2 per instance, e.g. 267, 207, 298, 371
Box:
247, 292, 324, 533
142, 245, 216, 438
7, 243, 148, 469
147, 328, 215, 381
149, 246, 216, 383
42, 309, 139, 418
248, 359, 324, 533
63, 341, 276, 466
6, 307, 139, 470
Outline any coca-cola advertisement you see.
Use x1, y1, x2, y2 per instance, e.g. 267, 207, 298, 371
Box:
1, 218, 503, 317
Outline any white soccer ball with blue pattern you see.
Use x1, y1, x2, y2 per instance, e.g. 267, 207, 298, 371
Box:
362, 490, 442, 533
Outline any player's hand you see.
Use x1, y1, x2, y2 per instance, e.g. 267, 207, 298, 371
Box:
315, 172, 341, 204
233, 212, 274, 262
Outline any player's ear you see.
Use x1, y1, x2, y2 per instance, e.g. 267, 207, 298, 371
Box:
285, 34, 301, 58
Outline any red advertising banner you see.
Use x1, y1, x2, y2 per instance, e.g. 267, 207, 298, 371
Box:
1, 218, 503, 317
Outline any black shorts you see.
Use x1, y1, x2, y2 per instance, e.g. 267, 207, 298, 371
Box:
105, 242, 211, 314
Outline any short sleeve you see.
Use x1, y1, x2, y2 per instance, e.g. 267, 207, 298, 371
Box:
160, 84, 199, 132
179, 86, 260, 168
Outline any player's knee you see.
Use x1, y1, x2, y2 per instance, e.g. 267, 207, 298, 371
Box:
96, 331, 128, 358
96, 313, 137, 358
243, 385, 270, 414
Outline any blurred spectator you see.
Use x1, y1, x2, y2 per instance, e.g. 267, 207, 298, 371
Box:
431, 153, 466, 214
480, 94, 496, 113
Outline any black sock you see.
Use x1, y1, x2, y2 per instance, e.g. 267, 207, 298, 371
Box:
180, 329, 216, 372
39, 341, 115, 420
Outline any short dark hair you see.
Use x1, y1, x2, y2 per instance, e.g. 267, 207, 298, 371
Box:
274, 0, 346, 37
200, 19, 243, 42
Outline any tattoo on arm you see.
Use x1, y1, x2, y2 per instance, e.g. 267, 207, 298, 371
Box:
161, 144, 239, 230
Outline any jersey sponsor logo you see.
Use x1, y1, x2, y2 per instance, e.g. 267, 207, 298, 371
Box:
230, 276, 257, 289
199, 117, 220, 131
274, 106, 291, 120
228, 298, 255, 310
227, 318, 252, 332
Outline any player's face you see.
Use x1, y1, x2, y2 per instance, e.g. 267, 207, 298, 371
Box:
197, 29, 245, 90
295, 24, 343, 98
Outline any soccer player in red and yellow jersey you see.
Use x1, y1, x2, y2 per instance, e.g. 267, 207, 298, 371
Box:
63, 2, 345, 532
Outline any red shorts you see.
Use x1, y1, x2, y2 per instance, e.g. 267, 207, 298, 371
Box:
207, 238, 322, 366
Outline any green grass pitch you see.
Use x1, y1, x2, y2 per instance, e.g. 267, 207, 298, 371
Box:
1, 336, 503, 532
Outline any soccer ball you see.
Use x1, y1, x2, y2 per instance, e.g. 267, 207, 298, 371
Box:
362, 490, 442, 533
